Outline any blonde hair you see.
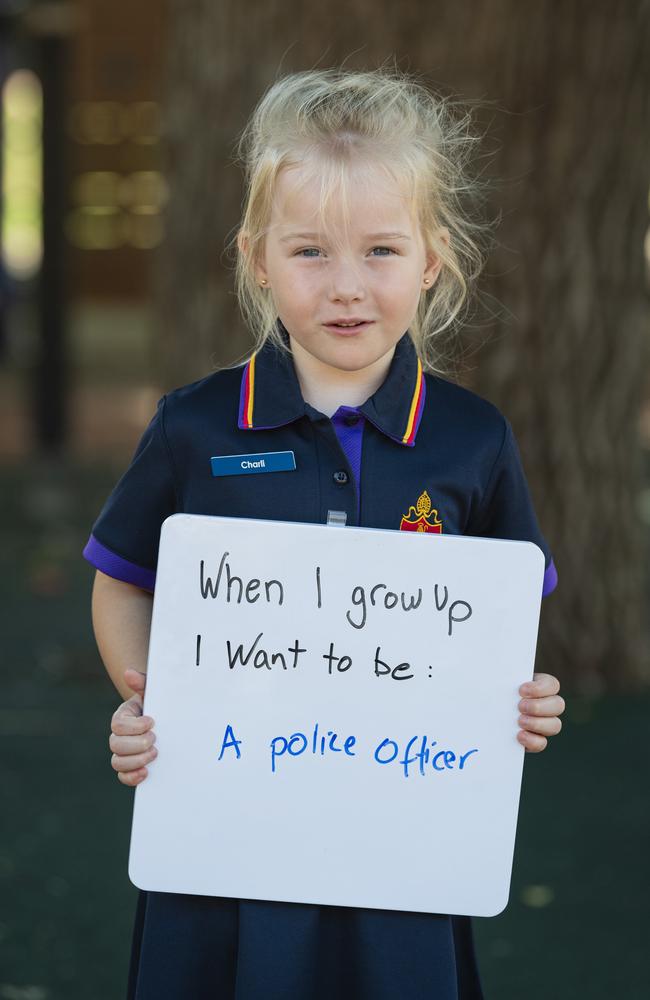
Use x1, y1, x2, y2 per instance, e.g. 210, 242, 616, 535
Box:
230, 65, 496, 373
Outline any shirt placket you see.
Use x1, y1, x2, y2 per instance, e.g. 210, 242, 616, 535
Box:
308, 410, 362, 527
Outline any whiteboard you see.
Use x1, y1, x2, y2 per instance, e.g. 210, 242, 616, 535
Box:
129, 513, 544, 917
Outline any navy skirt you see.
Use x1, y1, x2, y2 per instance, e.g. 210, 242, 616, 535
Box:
126, 891, 484, 999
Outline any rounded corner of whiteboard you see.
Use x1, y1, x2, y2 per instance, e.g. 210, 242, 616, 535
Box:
516, 539, 546, 580
162, 512, 185, 526
127, 853, 147, 891
481, 885, 511, 918
160, 513, 188, 537
528, 540, 546, 564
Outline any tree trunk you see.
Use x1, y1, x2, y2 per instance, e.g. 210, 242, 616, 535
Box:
155, 0, 650, 691
464, 1, 650, 692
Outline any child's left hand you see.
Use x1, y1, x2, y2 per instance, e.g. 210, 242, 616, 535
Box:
517, 672, 565, 752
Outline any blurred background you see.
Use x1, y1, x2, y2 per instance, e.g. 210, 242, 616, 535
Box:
0, 1, 648, 997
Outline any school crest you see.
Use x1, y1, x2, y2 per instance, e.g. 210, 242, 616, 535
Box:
399, 490, 442, 533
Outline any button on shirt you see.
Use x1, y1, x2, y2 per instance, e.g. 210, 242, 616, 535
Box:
83, 327, 557, 598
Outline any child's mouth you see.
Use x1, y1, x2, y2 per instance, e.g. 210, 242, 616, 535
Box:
324, 321, 374, 335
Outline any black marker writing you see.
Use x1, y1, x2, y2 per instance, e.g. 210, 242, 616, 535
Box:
226, 633, 306, 671
200, 552, 284, 605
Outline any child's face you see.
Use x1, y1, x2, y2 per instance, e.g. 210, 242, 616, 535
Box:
256, 159, 445, 375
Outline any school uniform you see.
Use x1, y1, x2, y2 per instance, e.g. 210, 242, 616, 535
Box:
84, 321, 557, 1000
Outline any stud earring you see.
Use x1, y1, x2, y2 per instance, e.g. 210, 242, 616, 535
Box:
260, 279, 267, 286
423, 278, 430, 285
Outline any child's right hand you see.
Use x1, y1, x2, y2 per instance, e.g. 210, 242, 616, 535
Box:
109, 668, 157, 786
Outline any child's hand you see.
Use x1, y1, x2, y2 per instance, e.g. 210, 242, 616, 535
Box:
109, 668, 157, 785
517, 672, 565, 753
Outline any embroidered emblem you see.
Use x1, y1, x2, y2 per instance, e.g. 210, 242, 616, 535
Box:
399, 490, 442, 533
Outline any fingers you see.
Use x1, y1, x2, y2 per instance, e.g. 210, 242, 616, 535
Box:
109, 729, 156, 756
110, 723, 158, 783
124, 668, 147, 696
518, 694, 566, 719
519, 672, 560, 697
518, 714, 562, 737
117, 766, 149, 786
517, 729, 547, 753
111, 702, 154, 734
111, 685, 156, 786
111, 743, 158, 775
517, 673, 564, 754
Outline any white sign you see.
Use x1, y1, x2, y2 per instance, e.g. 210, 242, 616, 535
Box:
129, 513, 544, 917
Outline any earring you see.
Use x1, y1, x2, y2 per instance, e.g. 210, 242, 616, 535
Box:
260, 279, 267, 286
423, 278, 430, 285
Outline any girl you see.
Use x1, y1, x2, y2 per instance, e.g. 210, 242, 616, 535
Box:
85, 67, 565, 1000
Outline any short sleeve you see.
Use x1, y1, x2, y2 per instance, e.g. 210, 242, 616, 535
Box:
471, 419, 558, 598
82, 396, 179, 591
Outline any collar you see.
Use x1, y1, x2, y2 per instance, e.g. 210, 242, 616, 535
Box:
238, 321, 426, 447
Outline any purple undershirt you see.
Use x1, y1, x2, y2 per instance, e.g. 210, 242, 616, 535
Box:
330, 404, 365, 508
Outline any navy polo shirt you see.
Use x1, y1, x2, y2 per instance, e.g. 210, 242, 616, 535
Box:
85, 327, 556, 1000
83, 329, 557, 598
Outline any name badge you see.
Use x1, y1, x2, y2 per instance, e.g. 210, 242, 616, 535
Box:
210, 450, 296, 477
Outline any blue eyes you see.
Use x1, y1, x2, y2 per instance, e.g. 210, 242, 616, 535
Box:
295, 246, 396, 258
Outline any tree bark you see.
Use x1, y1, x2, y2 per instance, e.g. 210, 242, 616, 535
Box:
465, 0, 650, 692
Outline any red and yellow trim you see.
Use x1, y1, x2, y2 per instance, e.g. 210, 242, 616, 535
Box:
239, 345, 424, 441
402, 358, 424, 445
240, 353, 256, 429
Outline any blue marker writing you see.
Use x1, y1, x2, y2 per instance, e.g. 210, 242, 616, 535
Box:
218, 723, 242, 761
374, 735, 478, 777
270, 724, 356, 773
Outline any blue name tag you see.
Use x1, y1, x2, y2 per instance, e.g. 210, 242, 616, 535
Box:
211, 450, 296, 477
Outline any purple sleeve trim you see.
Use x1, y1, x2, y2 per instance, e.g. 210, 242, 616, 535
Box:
542, 558, 558, 598
82, 534, 156, 592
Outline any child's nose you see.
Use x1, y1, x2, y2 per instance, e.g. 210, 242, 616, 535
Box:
328, 261, 366, 301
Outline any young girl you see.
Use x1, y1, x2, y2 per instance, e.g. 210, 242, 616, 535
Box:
85, 67, 564, 1000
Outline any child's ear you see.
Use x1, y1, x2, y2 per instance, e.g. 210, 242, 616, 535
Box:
423, 227, 450, 287
238, 229, 269, 288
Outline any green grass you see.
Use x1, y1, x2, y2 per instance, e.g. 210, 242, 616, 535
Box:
0, 461, 648, 999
